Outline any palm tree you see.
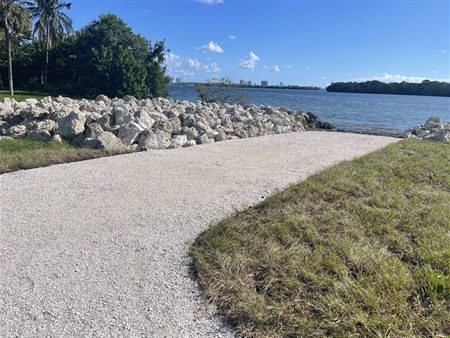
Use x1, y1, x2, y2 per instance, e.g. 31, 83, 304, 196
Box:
28, 0, 72, 88
0, 0, 31, 95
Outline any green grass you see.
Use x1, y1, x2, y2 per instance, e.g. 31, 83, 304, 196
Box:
0, 89, 55, 102
0, 89, 85, 102
191, 139, 450, 338
0, 138, 132, 174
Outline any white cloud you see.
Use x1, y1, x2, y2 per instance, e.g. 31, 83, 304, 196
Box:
163, 52, 221, 77
239, 52, 260, 70
305, 67, 310, 70
164, 53, 194, 78
197, 0, 224, 4
164, 52, 182, 69
442, 50, 448, 53
286, 65, 292, 69
197, 41, 224, 53
352, 73, 450, 83
187, 58, 201, 70
204, 62, 221, 73
265, 65, 280, 72
229, 35, 236, 40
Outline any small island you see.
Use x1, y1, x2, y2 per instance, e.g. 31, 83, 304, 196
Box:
326, 80, 450, 97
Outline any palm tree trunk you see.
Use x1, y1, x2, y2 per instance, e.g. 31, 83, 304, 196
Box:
0, 70, 3, 90
5, 27, 13, 96
43, 25, 50, 88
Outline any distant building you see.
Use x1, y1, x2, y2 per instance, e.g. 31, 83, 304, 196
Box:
261, 80, 268, 87
171, 77, 182, 84
240, 80, 252, 86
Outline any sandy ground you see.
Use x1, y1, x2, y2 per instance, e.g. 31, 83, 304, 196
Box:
0, 131, 399, 337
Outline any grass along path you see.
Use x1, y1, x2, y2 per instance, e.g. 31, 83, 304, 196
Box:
191, 139, 450, 337
0, 89, 55, 102
0, 138, 132, 174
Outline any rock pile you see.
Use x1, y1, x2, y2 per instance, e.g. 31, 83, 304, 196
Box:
405, 117, 450, 142
0, 95, 334, 150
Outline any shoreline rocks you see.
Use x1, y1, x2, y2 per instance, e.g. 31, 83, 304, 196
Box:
0, 95, 335, 151
405, 117, 450, 142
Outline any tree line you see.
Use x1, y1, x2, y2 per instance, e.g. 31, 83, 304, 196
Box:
326, 80, 450, 97
0, 0, 169, 98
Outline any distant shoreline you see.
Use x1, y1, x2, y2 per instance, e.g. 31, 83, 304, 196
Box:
170, 83, 322, 91
326, 80, 450, 97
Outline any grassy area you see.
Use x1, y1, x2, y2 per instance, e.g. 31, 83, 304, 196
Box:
0, 89, 56, 102
0, 89, 84, 102
0, 138, 132, 174
191, 139, 450, 338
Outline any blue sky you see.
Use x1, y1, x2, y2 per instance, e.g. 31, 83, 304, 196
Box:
69, 0, 449, 87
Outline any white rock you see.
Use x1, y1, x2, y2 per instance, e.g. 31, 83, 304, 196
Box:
57, 110, 87, 139
138, 130, 171, 150
118, 122, 144, 145
170, 135, 188, 148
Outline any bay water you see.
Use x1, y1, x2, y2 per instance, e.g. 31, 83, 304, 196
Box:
167, 84, 450, 133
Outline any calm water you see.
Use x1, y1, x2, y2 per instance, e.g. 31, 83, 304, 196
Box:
167, 84, 450, 133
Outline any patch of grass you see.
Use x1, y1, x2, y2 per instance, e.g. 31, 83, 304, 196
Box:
0, 89, 84, 102
0, 89, 55, 102
191, 139, 450, 337
0, 138, 132, 174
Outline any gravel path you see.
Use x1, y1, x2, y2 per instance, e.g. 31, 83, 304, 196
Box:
0, 131, 399, 337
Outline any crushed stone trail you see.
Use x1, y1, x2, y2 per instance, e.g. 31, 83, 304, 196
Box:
0, 132, 399, 337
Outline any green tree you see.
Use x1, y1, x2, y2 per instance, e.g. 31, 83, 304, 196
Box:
73, 13, 168, 98
28, 0, 73, 88
0, 0, 31, 95
146, 40, 170, 98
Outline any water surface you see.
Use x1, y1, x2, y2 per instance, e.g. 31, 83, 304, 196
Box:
168, 84, 450, 133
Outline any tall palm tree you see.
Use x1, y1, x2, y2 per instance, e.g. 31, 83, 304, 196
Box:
0, 0, 31, 95
28, 0, 72, 87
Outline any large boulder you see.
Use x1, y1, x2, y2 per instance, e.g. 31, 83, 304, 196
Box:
118, 122, 144, 145
170, 135, 188, 148
57, 110, 87, 140
134, 109, 155, 130
138, 130, 171, 150
82, 127, 125, 150
27, 129, 52, 142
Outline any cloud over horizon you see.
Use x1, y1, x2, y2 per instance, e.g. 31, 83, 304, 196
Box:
187, 58, 201, 70
239, 52, 260, 70
197, 41, 224, 53
204, 62, 221, 73
164, 52, 221, 78
196, 0, 224, 5
352, 73, 450, 83
265, 65, 280, 72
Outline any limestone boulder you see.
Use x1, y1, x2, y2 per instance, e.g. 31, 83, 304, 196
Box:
57, 110, 87, 140
118, 122, 144, 145
170, 135, 188, 148
27, 129, 52, 142
138, 130, 171, 150
82, 130, 125, 150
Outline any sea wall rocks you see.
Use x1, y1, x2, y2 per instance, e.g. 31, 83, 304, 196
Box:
405, 117, 450, 142
0, 95, 334, 150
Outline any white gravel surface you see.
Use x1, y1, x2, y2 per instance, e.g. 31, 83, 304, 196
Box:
0, 131, 399, 337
